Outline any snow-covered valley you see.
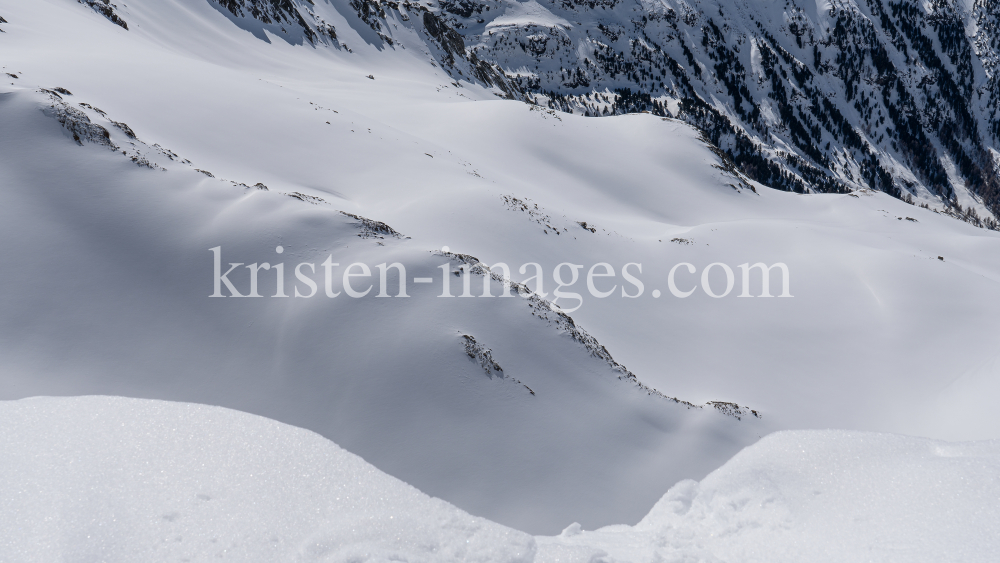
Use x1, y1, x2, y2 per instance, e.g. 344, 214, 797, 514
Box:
0, 0, 998, 556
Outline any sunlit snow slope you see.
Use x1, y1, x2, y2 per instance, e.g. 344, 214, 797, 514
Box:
0, 397, 537, 563
1, 0, 999, 534
538, 429, 1000, 563
2, 397, 998, 562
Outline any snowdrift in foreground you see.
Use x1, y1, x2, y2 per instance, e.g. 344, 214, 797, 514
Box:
542, 431, 1000, 562
2, 397, 998, 563
0, 396, 536, 563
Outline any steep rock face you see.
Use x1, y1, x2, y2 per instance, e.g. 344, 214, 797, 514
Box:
201, 0, 1000, 223
212, 0, 338, 44
78, 0, 129, 30
205, 0, 520, 95
438, 0, 1000, 223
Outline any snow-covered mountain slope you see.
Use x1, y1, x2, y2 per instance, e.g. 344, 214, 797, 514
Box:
122, 0, 1000, 220
433, 0, 1000, 220
3, 397, 998, 562
0, 81, 763, 535
1, 0, 1000, 534
0, 0, 766, 534
0, 396, 537, 562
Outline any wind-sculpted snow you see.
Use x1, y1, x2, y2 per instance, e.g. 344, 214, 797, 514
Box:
536, 430, 1000, 562
3, 397, 996, 562
0, 76, 765, 533
0, 396, 537, 563
436, 250, 753, 416
4, 0, 1000, 535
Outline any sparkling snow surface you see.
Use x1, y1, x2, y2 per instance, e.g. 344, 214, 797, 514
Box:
539, 431, 1000, 562
2, 397, 998, 562
0, 396, 536, 563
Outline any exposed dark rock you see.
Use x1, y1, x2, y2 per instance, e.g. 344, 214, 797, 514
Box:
706, 401, 761, 421
461, 334, 535, 395
286, 191, 327, 204
215, 0, 316, 42
40, 90, 116, 149
78, 0, 128, 30
111, 120, 136, 139
351, 0, 391, 43
437, 250, 723, 411
78, 103, 106, 116
462, 334, 504, 377
426, 0, 1000, 226
501, 194, 570, 235
424, 11, 465, 64
340, 211, 404, 238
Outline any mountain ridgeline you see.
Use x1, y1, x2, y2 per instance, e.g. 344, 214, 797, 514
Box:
432, 0, 1000, 224
183, 0, 1000, 223
448, 0, 1000, 222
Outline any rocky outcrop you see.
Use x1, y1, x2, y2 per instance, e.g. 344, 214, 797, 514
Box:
79, 0, 128, 30
438, 0, 1000, 225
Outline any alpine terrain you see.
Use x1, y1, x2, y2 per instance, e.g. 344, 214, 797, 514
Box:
0, 0, 998, 557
